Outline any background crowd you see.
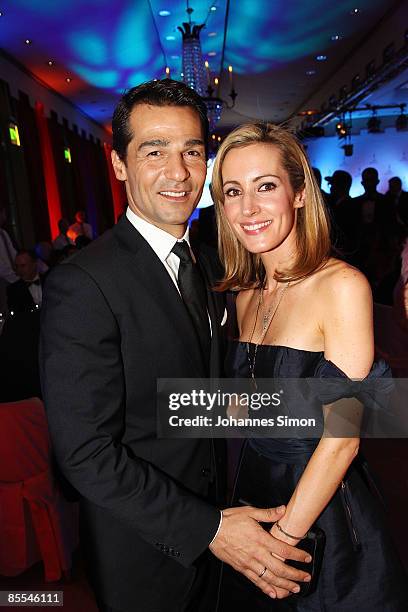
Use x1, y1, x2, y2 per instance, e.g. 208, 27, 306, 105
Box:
1, 159, 407, 405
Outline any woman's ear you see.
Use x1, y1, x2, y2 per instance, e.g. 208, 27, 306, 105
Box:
111, 150, 128, 182
294, 188, 306, 209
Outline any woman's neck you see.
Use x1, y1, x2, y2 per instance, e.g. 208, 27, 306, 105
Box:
260, 230, 297, 290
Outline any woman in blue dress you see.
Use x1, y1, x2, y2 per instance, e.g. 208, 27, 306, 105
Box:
211, 122, 407, 610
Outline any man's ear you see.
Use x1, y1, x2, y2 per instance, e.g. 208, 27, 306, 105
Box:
294, 188, 305, 209
111, 150, 127, 182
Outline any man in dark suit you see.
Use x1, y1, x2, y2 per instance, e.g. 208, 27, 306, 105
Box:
40, 80, 310, 612
352, 167, 390, 229
7, 250, 44, 313
385, 176, 408, 229
2, 250, 43, 400
325, 170, 358, 262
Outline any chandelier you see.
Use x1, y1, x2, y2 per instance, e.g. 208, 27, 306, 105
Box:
177, 4, 237, 133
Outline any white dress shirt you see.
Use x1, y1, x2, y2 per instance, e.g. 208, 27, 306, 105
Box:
126, 207, 190, 294
27, 275, 42, 307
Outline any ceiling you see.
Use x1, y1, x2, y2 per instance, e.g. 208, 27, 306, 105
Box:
0, 0, 405, 133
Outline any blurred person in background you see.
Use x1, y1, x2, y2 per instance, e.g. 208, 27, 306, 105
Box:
67, 210, 93, 242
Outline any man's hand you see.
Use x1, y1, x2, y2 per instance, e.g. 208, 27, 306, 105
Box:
209, 505, 312, 599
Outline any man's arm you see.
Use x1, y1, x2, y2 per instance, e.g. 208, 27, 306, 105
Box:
40, 262, 220, 567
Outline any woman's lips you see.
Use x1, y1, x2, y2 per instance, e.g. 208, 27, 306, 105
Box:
240, 220, 272, 235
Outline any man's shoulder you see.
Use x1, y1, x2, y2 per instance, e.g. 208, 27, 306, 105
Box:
47, 217, 144, 288
64, 226, 118, 272
7, 278, 24, 292
43, 228, 118, 293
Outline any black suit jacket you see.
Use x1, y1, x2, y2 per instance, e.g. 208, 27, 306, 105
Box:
352, 192, 391, 228
7, 276, 45, 313
40, 216, 226, 612
396, 190, 408, 227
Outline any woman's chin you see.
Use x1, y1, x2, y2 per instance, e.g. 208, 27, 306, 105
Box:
238, 236, 280, 254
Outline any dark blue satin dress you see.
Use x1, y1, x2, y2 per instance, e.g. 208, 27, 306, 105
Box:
217, 341, 408, 611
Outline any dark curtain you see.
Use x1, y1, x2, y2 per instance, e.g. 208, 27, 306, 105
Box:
47, 112, 76, 224
17, 92, 50, 242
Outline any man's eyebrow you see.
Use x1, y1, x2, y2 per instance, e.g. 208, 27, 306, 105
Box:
184, 138, 205, 147
138, 139, 169, 151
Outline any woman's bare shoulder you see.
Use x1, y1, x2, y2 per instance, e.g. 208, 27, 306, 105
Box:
313, 258, 371, 297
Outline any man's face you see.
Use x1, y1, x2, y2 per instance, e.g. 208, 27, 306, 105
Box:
362, 171, 379, 193
112, 104, 207, 237
389, 178, 402, 195
15, 254, 38, 281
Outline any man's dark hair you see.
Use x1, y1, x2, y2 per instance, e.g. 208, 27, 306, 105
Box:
112, 79, 209, 161
389, 176, 402, 189
16, 249, 37, 261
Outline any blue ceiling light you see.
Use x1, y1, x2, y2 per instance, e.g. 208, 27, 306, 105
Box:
165, 35, 176, 41
306, 70, 316, 75
316, 54, 327, 61
210, 6, 217, 11
159, 10, 171, 17
331, 35, 342, 41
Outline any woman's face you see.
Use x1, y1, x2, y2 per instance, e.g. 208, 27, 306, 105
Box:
221, 143, 304, 254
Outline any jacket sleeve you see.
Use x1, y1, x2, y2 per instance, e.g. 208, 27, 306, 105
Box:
40, 262, 220, 567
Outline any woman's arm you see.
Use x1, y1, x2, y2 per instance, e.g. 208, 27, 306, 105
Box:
270, 265, 373, 546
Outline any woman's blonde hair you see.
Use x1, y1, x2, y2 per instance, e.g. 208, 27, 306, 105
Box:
211, 122, 331, 290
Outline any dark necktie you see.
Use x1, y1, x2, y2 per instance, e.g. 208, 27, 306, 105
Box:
172, 240, 211, 368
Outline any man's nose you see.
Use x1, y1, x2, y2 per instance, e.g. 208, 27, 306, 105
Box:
164, 154, 190, 182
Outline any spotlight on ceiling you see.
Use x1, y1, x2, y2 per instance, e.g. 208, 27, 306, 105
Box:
316, 55, 327, 61
367, 113, 382, 133
342, 143, 354, 157
336, 121, 348, 137
25, 39, 32, 45
396, 108, 408, 131
159, 10, 171, 16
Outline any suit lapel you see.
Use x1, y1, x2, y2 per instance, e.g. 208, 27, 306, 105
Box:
113, 217, 206, 376
18, 280, 36, 310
